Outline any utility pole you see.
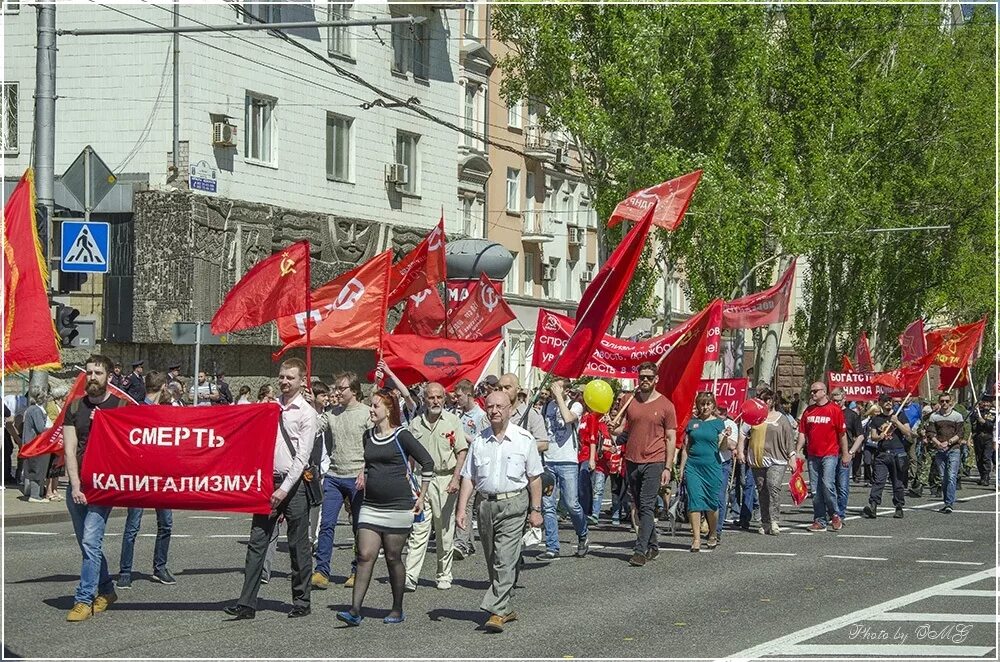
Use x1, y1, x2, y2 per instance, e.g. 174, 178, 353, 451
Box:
171, 3, 180, 178
31, 3, 57, 393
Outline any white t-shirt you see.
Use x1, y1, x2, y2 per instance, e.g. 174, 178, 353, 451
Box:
719, 418, 738, 462
543, 400, 584, 464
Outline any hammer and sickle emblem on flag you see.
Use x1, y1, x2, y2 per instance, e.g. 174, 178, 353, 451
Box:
279, 252, 297, 277
427, 224, 444, 251
543, 314, 559, 332
410, 288, 432, 307
331, 278, 365, 311
480, 284, 499, 312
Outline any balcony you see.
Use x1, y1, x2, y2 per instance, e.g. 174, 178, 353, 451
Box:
521, 209, 554, 243
524, 125, 568, 162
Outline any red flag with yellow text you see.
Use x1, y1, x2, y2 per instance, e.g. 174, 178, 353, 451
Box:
211, 241, 310, 335
3, 169, 61, 374
607, 170, 702, 231
388, 216, 446, 306
926, 319, 986, 370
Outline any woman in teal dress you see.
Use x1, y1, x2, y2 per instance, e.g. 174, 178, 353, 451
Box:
679, 392, 726, 552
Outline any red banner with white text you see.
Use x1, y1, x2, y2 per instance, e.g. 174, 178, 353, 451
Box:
81, 404, 279, 514
696, 379, 749, 418
827, 372, 884, 401
722, 259, 796, 330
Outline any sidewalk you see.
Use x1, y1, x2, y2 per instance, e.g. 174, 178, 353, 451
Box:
3, 484, 125, 528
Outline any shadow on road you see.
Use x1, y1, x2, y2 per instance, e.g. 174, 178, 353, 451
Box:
42, 596, 290, 613
426, 607, 484, 624
10, 574, 79, 584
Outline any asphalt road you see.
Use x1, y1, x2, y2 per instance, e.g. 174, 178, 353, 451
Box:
3, 479, 997, 659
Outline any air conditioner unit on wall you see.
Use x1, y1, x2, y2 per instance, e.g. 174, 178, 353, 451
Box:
541, 264, 556, 281
385, 163, 409, 186
212, 122, 237, 147
581, 265, 595, 283
568, 227, 583, 246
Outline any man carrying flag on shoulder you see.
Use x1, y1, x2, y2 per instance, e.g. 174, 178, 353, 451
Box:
64, 355, 131, 622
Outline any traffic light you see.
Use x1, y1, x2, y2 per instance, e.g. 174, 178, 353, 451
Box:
55, 303, 81, 348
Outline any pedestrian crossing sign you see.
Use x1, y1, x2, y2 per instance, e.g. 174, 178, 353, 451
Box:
61, 221, 110, 273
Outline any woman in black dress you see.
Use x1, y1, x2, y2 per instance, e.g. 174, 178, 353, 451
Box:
337, 389, 433, 626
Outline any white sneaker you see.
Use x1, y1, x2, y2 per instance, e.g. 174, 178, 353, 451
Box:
28, 497, 48, 503
436, 581, 452, 590
770, 523, 782, 535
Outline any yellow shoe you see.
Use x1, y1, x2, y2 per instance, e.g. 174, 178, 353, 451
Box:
310, 572, 329, 589
93, 592, 117, 613
343, 573, 355, 588
66, 603, 93, 622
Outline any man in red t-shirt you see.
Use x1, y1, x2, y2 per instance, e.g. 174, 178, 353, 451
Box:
794, 382, 849, 532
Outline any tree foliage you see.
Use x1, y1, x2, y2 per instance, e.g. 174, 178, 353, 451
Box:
493, 4, 994, 384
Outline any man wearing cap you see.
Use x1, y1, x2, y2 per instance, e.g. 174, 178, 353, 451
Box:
166, 364, 183, 391
122, 361, 146, 404
404, 382, 469, 591
457, 391, 543, 633
863, 394, 912, 519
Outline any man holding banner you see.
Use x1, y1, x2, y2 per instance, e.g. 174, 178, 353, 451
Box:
225, 358, 318, 620
63, 355, 130, 622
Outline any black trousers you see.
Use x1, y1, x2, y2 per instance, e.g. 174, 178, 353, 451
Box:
869, 451, 907, 508
973, 435, 994, 482
627, 461, 663, 556
237, 476, 312, 609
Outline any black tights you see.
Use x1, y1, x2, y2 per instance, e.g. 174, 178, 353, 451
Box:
349, 527, 408, 618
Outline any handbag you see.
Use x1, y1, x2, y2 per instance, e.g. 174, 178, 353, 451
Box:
392, 431, 426, 523
278, 417, 323, 508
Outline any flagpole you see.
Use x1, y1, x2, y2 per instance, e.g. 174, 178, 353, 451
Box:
944, 366, 965, 394
608, 334, 688, 430
305, 243, 312, 385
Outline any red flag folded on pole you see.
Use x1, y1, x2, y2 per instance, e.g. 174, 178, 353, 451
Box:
721, 259, 796, 330
446, 274, 515, 340
789, 458, 808, 506
607, 170, 703, 231
656, 300, 724, 435
841, 355, 855, 373
899, 318, 927, 363
380, 334, 502, 390
854, 331, 874, 373
273, 250, 392, 358
393, 287, 446, 338
17, 372, 86, 458
210, 240, 310, 335
871, 349, 938, 395
388, 216, 446, 306
3, 169, 61, 374
550, 204, 655, 378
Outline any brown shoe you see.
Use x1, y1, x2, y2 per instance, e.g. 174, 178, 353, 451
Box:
66, 603, 93, 622
502, 611, 518, 624
484, 614, 505, 633
628, 552, 647, 567
311, 572, 329, 589
343, 573, 356, 588
93, 592, 117, 613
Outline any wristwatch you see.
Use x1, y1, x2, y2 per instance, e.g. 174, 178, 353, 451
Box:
529, 506, 542, 513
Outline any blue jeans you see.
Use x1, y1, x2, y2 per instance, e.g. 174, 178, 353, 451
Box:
578, 462, 594, 517
717, 459, 733, 536
808, 455, 839, 526
313, 474, 363, 578
738, 463, 758, 527
66, 485, 114, 605
836, 461, 851, 519
591, 470, 608, 519
936, 448, 961, 506
542, 462, 589, 552
119, 507, 173, 575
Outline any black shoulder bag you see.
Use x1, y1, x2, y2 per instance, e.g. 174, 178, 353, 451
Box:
278, 417, 324, 508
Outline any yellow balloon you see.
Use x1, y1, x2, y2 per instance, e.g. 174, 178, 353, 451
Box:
583, 380, 614, 414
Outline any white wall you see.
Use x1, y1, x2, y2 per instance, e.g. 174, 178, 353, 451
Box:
4, 2, 459, 232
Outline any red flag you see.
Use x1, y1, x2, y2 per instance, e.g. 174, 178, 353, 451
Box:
388, 216, 446, 306
551, 204, 655, 378
656, 300, 724, 436
871, 349, 937, 395
789, 458, 808, 506
381, 334, 502, 390
274, 250, 392, 358
899, 318, 927, 363
3, 169, 61, 374
926, 318, 987, 370
722, 259, 796, 330
841, 355, 855, 373
607, 170, 703, 231
210, 240, 309, 335
854, 331, 874, 373
447, 274, 516, 340
18, 373, 86, 458
394, 287, 446, 338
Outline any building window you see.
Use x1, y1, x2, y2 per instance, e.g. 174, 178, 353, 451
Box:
392, 20, 428, 79
506, 168, 521, 213
245, 92, 275, 164
328, 3, 352, 58
506, 251, 519, 295
525, 172, 535, 207
325, 113, 352, 181
2, 83, 17, 154
395, 131, 419, 194
461, 198, 474, 235
242, 1, 280, 24
463, 85, 476, 148
3, 0, 20, 14
464, 2, 478, 39
524, 252, 535, 288
507, 100, 522, 129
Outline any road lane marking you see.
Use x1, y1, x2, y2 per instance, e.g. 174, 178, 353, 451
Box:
914, 560, 984, 566
189, 515, 231, 520
910, 491, 996, 510
942, 589, 997, 597
736, 552, 797, 556
780, 644, 996, 657
209, 534, 248, 538
943, 509, 995, 514
730, 567, 997, 659
871, 612, 997, 622
5, 531, 58, 535
916, 537, 973, 543
837, 534, 893, 539
824, 554, 887, 561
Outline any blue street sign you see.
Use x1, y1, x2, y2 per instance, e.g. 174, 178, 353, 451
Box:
61, 221, 110, 274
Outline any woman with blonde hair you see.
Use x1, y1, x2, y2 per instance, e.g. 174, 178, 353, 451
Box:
678, 392, 727, 551
738, 386, 797, 535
